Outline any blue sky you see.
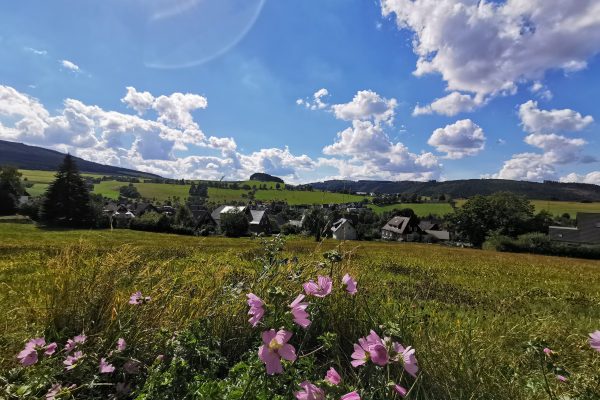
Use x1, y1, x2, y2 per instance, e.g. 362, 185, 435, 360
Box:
1, 0, 599, 184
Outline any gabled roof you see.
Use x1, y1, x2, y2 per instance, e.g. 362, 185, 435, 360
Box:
419, 221, 438, 231
331, 218, 353, 232
425, 229, 450, 240
211, 205, 248, 221
250, 210, 266, 225
382, 216, 412, 234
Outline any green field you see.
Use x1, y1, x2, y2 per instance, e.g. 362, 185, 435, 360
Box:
369, 202, 454, 216
1, 223, 600, 398
456, 198, 600, 216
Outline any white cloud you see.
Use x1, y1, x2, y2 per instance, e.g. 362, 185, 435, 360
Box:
331, 90, 397, 125
490, 153, 556, 181
560, 172, 600, 185
413, 92, 483, 116
61, 60, 80, 72
428, 119, 486, 159
0, 85, 315, 182
524, 133, 589, 164
529, 81, 553, 100
382, 0, 600, 101
519, 100, 594, 133
24, 47, 47, 56
296, 88, 329, 110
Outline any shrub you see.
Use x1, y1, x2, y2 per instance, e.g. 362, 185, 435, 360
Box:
221, 210, 249, 237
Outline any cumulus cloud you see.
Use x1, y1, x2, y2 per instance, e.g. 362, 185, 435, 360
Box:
296, 88, 329, 110
491, 153, 556, 181
413, 92, 483, 116
322, 119, 441, 181
61, 59, 80, 72
560, 172, 600, 185
519, 100, 594, 133
0, 85, 315, 182
382, 0, 600, 103
524, 133, 589, 164
428, 119, 486, 159
331, 90, 397, 125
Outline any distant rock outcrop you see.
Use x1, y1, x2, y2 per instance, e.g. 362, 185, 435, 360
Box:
249, 172, 284, 183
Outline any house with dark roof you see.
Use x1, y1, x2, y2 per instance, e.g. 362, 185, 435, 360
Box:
549, 213, 600, 245
331, 218, 357, 240
381, 216, 422, 241
211, 205, 270, 235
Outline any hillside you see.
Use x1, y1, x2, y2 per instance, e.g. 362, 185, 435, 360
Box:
0, 140, 160, 178
249, 172, 284, 183
310, 179, 600, 201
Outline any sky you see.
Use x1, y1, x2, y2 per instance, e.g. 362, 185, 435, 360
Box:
0, 0, 599, 184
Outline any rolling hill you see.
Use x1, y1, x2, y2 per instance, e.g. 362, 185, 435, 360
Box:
0, 140, 160, 178
310, 179, 600, 201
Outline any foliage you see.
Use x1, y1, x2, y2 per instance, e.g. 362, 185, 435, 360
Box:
302, 207, 327, 241
1, 224, 600, 398
221, 209, 249, 237
39, 155, 94, 227
484, 232, 600, 260
130, 212, 173, 233
119, 183, 141, 199
0, 166, 25, 215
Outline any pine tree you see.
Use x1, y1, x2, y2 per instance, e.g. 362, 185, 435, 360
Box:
40, 154, 93, 227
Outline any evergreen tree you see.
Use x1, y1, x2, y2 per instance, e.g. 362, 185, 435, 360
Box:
40, 154, 93, 227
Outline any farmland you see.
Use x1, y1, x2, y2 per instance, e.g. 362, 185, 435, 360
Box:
1, 222, 600, 398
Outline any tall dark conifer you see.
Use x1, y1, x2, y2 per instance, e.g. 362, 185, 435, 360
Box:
41, 154, 93, 226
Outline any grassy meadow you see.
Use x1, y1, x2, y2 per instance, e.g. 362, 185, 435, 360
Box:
1, 222, 600, 398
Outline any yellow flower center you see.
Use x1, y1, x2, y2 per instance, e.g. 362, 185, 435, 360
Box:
268, 339, 283, 351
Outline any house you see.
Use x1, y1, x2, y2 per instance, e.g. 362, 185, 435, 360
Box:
111, 204, 135, 228
381, 216, 421, 241
132, 202, 157, 217
331, 218, 357, 240
418, 220, 450, 242
418, 220, 441, 231
549, 213, 600, 245
211, 205, 270, 234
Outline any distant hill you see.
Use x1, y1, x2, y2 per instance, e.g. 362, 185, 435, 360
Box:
309, 179, 600, 202
0, 140, 161, 178
249, 172, 284, 183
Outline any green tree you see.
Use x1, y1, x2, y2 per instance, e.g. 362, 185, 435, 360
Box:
302, 206, 326, 242
220, 209, 249, 237
119, 183, 141, 199
449, 192, 534, 247
175, 204, 195, 228
40, 154, 93, 227
0, 166, 24, 215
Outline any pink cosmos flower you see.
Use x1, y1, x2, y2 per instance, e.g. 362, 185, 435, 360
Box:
129, 291, 151, 305
124, 359, 140, 374
290, 294, 311, 328
294, 381, 325, 400
392, 342, 419, 377
258, 329, 297, 375
394, 384, 408, 397
543, 347, 553, 356
324, 367, 341, 385
589, 330, 600, 352
17, 337, 54, 366
342, 274, 357, 295
351, 331, 389, 367
65, 333, 86, 354
303, 276, 332, 298
64, 351, 84, 370
340, 392, 361, 400
247, 293, 265, 327
117, 338, 126, 352
99, 357, 115, 373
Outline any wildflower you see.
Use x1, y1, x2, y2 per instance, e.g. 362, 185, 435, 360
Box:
303, 276, 333, 297
340, 392, 361, 400
394, 384, 408, 397
99, 357, 115, 373
589, 330, 600, 352
117, 338, 126, 352
290, 294, 311, 328
64, 351, 84, 370
17, 337, 55, 366
294, 381, 325, 400
324, 367, 341, 385
45, 384, 62, 400
258, 329, 297, 375
65, 333, 86, 354
123, 359, 140, 374
543, 347, 553, 356
351, 331, 389, 367
129, 291, 151, 305
392, 342, 419, 377
247, 293, 265, 327
556, 375, 568, 383
155, 354, 164, 362
342, 274, 357, 295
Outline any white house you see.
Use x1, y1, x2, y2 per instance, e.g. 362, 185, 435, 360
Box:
331, 218, 357, 240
